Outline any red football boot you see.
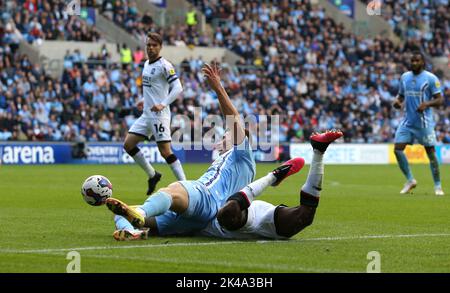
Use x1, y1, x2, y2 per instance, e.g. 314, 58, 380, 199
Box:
310, 130, 343, 153
271, 157, 305, 186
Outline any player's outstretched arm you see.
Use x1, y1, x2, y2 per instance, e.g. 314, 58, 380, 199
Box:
202, 63, 245, 145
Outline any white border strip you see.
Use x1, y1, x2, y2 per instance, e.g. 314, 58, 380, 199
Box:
2, 233, 450, 255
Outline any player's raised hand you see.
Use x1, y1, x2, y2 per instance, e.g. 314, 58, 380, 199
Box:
202, 63, 222, 90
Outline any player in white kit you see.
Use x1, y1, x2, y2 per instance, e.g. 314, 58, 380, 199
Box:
124, 32, 186, 195
201, 130, 343, 240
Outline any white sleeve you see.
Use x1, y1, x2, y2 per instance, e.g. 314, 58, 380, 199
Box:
162, 78, 183, 106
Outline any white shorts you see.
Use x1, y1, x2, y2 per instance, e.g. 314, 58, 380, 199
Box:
128, 115, 172, 142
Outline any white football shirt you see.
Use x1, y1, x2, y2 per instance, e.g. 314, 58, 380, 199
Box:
199, 200, 288, 240
141, 57, 179, 118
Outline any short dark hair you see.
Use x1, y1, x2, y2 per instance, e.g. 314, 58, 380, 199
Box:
147, 32, 162, 46
217, 200, 245, 231
411, 50, 425, 62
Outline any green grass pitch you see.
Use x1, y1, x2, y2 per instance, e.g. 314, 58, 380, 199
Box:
0, 163, 449, 272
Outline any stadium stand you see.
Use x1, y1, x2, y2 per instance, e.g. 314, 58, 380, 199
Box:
2, 0, 103, 44
0, 0, 449, 143
98, 0, 211, 47
359, 0, 449, 57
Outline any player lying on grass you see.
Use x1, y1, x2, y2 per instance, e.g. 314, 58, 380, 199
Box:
112, 130, 342, 240
106, 62, 260, 234
207, 130, 342, 239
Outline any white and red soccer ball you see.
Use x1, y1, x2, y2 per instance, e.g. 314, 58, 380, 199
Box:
81, 175, 113, 206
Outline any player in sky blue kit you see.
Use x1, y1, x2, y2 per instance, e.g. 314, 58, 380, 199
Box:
105, 63, 306, 236
393, 51, 445, 196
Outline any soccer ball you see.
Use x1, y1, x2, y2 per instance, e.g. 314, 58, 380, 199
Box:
81, 175, 113, 206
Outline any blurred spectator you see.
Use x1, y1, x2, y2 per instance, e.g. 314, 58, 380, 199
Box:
360, 0, 449, 57
120, 43, 132, 70
133, 45, 145, 65
186, 4, 198, 28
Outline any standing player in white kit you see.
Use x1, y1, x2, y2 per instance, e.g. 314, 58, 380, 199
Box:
124, 32, 186, 195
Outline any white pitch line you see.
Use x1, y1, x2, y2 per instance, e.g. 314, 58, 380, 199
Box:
299, 233, 450, 242
1, 240, 249, 254
2, 232, 450, 255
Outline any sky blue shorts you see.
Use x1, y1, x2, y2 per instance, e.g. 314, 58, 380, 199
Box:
394, 124, 437, 147
154, 180, 220, 236
178, 180, 219, 223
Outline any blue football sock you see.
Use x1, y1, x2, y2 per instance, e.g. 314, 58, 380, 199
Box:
427, 151, 441, 187
114, 215, 134, 231
394, 150, 414, 181
141, 191, 173, 217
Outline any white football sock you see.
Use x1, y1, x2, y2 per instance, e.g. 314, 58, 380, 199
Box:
240, 173, 276, 203
301, 150, 324, 197
114, 215, 135, 232
170, 159, 186, 180
132, 151, 156, 178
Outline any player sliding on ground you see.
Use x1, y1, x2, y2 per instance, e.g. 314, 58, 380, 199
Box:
111, 130, 342, 240
206, 130, 342, 239
106, 62, 274, 235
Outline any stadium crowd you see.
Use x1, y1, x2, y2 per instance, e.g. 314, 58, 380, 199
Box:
0, 0, 449, 143
99, 0, 211, 47
1, 0, 103, 44
360, 0, 449, 57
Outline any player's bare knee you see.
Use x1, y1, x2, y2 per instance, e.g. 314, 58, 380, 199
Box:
157, 186, 176, 201
157, 142, 172, 158
123, 137, 137, 153
160, 149, 173, 159
158, 183, 188, 213
123, 142, 132, 153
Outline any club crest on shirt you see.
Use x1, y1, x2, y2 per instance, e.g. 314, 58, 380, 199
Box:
142, 75, 152, 86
